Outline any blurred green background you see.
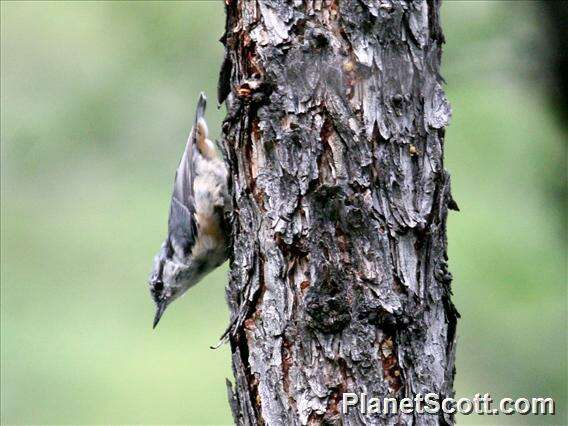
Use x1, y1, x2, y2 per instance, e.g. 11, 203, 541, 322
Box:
1, 1, 566, 425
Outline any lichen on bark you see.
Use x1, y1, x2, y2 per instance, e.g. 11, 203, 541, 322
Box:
219, 1, 458, 425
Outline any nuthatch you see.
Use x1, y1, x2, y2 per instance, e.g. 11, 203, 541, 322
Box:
148, 93, 230, 328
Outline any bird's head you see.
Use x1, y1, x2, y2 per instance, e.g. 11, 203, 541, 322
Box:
148, 240, 194, 328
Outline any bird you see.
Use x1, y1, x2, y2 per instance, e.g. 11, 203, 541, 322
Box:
148, 92, 230, 328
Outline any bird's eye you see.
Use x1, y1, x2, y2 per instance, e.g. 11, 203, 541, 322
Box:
152, 280, 163, 294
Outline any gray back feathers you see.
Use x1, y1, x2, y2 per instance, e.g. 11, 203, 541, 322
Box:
167, 93, 207, 258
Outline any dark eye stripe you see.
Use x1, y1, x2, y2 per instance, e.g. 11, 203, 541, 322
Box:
152, 281, 164, 293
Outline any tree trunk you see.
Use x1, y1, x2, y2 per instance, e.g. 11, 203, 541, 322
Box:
219, 0, 458, 424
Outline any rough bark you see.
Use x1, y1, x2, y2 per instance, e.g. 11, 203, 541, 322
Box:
219, 0, 458, 424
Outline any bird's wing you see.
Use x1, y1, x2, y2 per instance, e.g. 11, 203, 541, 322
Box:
167, 92, 207, 257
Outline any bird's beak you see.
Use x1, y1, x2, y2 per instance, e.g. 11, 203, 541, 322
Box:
153, 299, 167, 329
